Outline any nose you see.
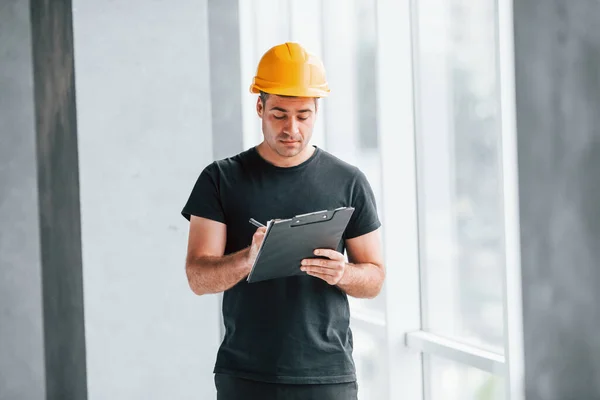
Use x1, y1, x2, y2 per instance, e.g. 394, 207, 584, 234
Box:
284, 117, 300, 136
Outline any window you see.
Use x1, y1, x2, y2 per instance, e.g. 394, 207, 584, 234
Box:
426, 355, 505, 400
238, 0, 522, 398
413, 0, 506, 353
320, 0, 384, 318
320, 1, 386, 397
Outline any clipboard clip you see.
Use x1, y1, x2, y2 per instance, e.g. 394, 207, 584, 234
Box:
290, 208, 340, 227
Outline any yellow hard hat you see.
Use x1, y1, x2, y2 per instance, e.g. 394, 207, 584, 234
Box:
249, 42, 330, 98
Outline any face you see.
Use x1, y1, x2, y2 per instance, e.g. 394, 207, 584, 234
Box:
256, 95, 317, 158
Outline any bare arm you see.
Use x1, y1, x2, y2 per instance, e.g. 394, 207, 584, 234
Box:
300, 228, 385, 299
185, 216, 265, 296
337, 229, 385, 298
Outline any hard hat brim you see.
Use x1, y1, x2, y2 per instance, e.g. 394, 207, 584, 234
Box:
249, 83, 330, 98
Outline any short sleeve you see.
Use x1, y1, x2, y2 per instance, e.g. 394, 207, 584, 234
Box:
181, 163, 226, 223
344, 168, 382, 239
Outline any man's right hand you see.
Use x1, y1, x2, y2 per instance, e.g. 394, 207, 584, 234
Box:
247, 226, 267, 268
186, 217, 270, 295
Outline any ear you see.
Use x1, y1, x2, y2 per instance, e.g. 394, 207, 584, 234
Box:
256, 97, 264, 118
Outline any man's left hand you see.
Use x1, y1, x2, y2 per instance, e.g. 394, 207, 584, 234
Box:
300, 249, 347, 285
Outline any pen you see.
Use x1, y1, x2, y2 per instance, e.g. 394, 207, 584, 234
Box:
249, 218, 265, 228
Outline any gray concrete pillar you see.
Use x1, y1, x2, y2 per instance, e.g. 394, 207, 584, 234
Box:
207, 0, 248, 341
514, 1, 600, 399
0, 1, 87, 399
208, 0, 245, 160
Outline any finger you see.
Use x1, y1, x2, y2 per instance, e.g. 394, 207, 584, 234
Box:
301, 258, 341, 269
255, 226, 267, 234
252, 230, 266, 245
253, 229, 266, 239
301, 266, 338, 276
305, 271, 336, 285
313, 249, 344, 261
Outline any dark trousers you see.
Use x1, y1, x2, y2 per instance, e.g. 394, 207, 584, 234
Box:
214, 373, 359, 400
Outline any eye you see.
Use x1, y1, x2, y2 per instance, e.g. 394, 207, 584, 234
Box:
297, 116, 309, 121
273, 114, 286, 120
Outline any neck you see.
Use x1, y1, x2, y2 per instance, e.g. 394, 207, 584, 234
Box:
256, 142, 316, 168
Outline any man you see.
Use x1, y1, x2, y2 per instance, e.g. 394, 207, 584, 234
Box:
182, 42, 385, 400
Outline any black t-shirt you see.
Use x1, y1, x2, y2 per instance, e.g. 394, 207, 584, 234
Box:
181, 146, 381, 384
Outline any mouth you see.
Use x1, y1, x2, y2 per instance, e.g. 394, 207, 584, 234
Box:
280, 139, 299, 144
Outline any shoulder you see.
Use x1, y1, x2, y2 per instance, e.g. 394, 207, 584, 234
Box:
321, 149, 367, 186
316, 150, 375, 197
204, 148, 253, 176
317, 148, 362, 180
214, 149, 250, 170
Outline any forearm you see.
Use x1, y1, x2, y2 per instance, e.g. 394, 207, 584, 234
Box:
186, 248, 251, 295
337, 262, 385, 299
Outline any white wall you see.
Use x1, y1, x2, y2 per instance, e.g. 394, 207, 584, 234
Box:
72, 1, 220, 399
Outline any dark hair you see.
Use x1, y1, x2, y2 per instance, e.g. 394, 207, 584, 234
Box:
259, 91, 270, 106
259, 91, 319, 107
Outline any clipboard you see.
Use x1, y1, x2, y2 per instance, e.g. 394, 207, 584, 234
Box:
247, 207, 355, 283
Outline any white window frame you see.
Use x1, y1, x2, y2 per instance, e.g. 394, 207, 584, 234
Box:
376, 0, 424, 398
497, 0, 525, 397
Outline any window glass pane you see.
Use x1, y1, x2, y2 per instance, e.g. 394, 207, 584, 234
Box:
352, 324, 388, 400
322, 0, 385, 317
291, 4, 387, 390
426, 355, 505, 400
413, 0, 506, 351
289, 0, 326, 149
